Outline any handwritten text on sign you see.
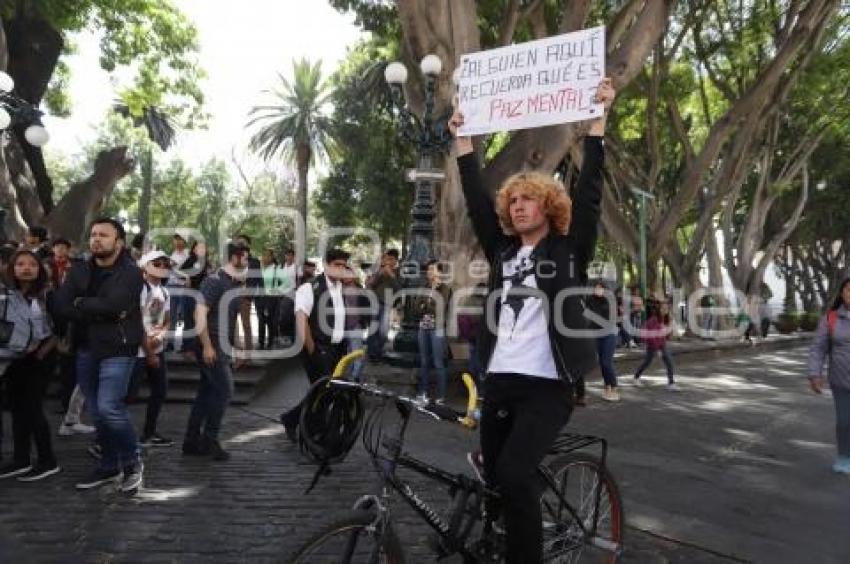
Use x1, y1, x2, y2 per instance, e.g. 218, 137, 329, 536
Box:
457, 27, 605, 136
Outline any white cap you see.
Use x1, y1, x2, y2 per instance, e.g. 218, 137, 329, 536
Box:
139, 250, 170, 267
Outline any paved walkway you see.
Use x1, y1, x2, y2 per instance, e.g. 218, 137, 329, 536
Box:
1, 340, 847, 563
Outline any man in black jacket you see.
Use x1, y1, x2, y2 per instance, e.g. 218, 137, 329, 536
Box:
449, 77, 615, 563
53, 217, 145, 493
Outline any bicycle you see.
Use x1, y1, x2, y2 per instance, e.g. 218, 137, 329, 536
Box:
290, 350, 624, 563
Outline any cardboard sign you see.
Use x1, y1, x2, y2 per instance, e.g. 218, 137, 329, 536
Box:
457, 27, 605, 136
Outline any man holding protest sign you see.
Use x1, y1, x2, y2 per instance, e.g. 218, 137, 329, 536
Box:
449, 70, 614, 563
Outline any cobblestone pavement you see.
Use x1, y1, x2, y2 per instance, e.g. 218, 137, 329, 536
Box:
1, 344, 845, 563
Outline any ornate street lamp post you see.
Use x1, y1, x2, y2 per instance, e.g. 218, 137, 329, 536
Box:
0, 69, 51, 240
384, 54, 453, 363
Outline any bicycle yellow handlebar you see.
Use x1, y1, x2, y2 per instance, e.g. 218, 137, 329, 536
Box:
331, 349, 366, 379
460, 373, 479, 429
330, 350, 479, 429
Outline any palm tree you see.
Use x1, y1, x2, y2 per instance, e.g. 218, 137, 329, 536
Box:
247, 58, 333, 232
114, 104, 177, 233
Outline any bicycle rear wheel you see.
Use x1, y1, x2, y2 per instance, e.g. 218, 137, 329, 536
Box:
540, 453, 624, 563
289, 509, 406, 564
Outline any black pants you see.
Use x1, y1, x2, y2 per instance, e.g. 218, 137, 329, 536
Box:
57, 352, 76, 411
481, 373, 572, 564
7, 355, 56, 466
257, 296, 281, 348
280, 342, 346, 430
129, 353, 169, 437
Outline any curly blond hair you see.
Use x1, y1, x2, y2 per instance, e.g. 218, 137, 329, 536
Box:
495, 171, 572, 236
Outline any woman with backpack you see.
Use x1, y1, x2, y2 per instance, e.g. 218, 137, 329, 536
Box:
0, 250, 60, 481
808, 276, 850, 475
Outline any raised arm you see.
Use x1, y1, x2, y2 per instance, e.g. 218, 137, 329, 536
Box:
566, 78, 614, 275
449, 113, 505, 263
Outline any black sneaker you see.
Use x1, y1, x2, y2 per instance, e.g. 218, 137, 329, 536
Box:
75, 468, 122, 490
207, 440, 231, 462
87, 443, 102, 460
182, 437, 209, 456
120, 462, 144, 493
140, 433, 174, 448
0, 460, 32, 479
17, 463, 61, 482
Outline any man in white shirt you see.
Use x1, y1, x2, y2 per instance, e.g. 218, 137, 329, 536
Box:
279, 248, 350, 441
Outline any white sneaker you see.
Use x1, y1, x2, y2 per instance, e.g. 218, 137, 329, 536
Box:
602, 388, 621, 402
414, 393, 429, 407
667, 382, 679, 391
58, 422, 96, 436
633, 377, 645, 387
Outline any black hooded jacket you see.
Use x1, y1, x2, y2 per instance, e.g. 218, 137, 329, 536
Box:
456, 136, 604, 384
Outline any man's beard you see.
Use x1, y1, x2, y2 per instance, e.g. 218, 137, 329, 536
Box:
92, 247, 119, 259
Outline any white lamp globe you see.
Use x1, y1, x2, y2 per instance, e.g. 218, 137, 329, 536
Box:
384, 62, 408, 85
0, 107, 10, 129
420, 54, 442, 76
0, 71, 14, 93
24, 124, 49, 146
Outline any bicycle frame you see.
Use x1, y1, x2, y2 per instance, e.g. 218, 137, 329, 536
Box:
324, 350, 619, 560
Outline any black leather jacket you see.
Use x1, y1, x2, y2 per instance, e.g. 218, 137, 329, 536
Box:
52, 250, 144, 359
457, 136, 604, 384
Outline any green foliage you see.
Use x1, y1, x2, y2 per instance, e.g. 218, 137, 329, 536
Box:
1, 0, 205, 126
247, 58, 334, 165
313, 39, 415, 247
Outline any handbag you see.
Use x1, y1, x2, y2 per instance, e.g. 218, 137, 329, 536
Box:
0, 288, 14, 345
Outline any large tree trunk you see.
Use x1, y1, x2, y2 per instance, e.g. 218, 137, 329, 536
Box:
3, 16, 63, 213
296, 144, 310, 244
43, 147, 136, 243
138, 148, 153, 233
394, 1, 670, 287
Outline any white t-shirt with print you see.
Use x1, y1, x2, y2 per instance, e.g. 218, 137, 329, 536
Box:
294, 279, 346, 344
137, 282, 171, 358
487, 245, 558, 379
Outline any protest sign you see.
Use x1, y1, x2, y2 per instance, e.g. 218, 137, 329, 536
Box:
456, 26, 605, 136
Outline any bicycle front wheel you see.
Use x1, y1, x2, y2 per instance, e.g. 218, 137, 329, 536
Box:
540, 453, 624, 563
289, 509, 406, 564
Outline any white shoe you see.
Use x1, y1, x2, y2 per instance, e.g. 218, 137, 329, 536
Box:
667, 382, 679, 391
633, 377, 645, 387
414, 393, 429, 407
58, 422, 96, 436
602, 388, 621, 402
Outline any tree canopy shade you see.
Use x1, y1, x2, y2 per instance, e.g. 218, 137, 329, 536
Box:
0, 0, 204, 241
332, 0, 846, 302
247, 58, 334, 242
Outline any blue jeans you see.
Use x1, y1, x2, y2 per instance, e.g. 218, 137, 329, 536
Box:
347, 334, 365, 381
186, 349, 234, 442
76, 350, 140, 471
634, 348, 675, 384
181, 294, 197, 351
832, 385, 850, 457
596, 333, 618, 387
418, 328, 447, 399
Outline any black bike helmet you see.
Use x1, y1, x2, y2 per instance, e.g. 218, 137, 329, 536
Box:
298, 377, 364, 467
